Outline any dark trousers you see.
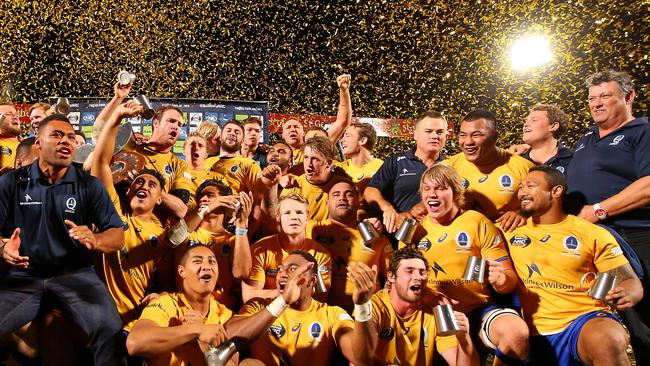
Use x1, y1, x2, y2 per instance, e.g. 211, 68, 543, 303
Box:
0, 266, 127, 366
616, 227, 650, 364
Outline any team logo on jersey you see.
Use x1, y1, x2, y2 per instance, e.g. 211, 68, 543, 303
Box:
65, 197, 77, 213
309, 322, 322, 340
478, 175, 489, 183
417, 238, 432, 251
609, 135, 625, 146
437, 233, 448, 243
0, 147, 12, 155
265, 267, 278, 278
540, 235, 551, 243
431, 262, 447, 277
379, 327, 395, 340
526, 261, 542, 279
499, 175, 513, 189
222, 244, 231, 254
509, 235, 531, 248
356, 173, 364, 181
462, 178, 470, 189
149, 235, 158, 247
269, 324, 286, 338
563, 236, 580, 251
291, 323, 301, 332
456, 232, 470, 248
611, 246, 623, 257
315, 234, 335, 246
556, 166, 565, 174
230, 165, 239, 173
164, 165, 173, 175
575, 143, 585, 152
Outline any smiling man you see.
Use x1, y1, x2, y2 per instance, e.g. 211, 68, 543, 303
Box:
0, 102, 22, 171
520, 104, 573, 173
182, 133, 229, 209
339, 122, 383, 198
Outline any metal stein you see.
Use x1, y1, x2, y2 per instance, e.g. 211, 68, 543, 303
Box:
358, 220, 379, 247
580, 272, 617, 302
133, 95, 155, 120
314, 268, 328, 293
395, 218, 418, 244
463, 256, 487, 283
433, 304, 460, 336
204, 340, 237, 366
55, 97, 70, 115
117, 70, 136, 86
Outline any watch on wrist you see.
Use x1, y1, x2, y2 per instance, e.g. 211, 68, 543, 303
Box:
593, 203, 608, 220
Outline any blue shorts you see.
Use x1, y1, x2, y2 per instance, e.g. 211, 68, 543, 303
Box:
530, 310, 621, 365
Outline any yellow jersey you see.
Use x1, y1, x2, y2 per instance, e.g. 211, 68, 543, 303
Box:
248, 234, 332, 291
102, 184, 168, 331
339, 158, 384, 196
205, 155, 261, 194
137, 292, 233, 366
504, 215, 629, 335
292, 147, 304, 167
182, 228, 240, 309
444, 149, 534, 220
405, 211, 509, 313
286, 171, 350, 221
183, 169, 229, 209
306, 219, 392, 312
235, 298, 354, 366
371, 290, 458, 365
0, 137, 19, 169
122, 141, 192, 193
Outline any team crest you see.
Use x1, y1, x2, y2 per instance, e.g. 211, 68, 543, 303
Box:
417, 238, 432, 251
437, 233, 448, 243
309, 322, 322, 340
269, 324, 286, 338
164, 165, 173, 175
230, 165, 239, 173
563, 236, 580, 251
499, 175, 513, 189
462, 178, 470, 189
455, 232, 470, 248
478, 175, 489, 183
379, 327, 395, 340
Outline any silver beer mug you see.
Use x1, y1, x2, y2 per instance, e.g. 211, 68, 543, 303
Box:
204, 340, 237, 366
580, 272, 617, 302
133, 95, 155, 120
117, 70, 136, 86
433, 304, 460, 336
463, 256, 487, 283
55, 97, 70, 115
395, 218, 417, 244
314, 268, 328, 293
358, 220, 379, 247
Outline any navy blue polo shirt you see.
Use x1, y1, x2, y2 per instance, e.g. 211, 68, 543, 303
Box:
368, 148, 444, 212
522, 143, 574, 174
566, 117, 650, 228
252, 145, 268, 168
0, 161, 123, 275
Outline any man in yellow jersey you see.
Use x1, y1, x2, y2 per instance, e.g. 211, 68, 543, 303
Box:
180, 179, 253, 310
414, 164, 530, 365
506, 165, 643, 365
339, 122, 383, 197
281, 74, 352, 168
445, 109, 534, 231
226, 251, 375, 366
182, 133, 229, 209
126, 244, 235, 366
369, 247, 478, 365
306, 179, 392, 312
267, 141, 298, 189
242, 193, 332, 303
28, 102, 50, 136
0, 103, 22, 172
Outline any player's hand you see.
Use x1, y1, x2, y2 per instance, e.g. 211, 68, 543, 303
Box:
139, 292, 162, 307
606, 286, 637, 310
64, 220, 97, 250
337, 74, 351, 91
280, 262, 314, 305
114, 81, 133, 99
507, 144, 531, 156
260, 164, 282, 186
205, 195, 239, 214
348, 262, 377, 305
115, 100, 143, 120
487, 259, 507, 288
198, 324, 228, 348
364, 217, 383, 234
235, 191, 253, 228
454, 311, 471, 337
409, 202, 428, 222
182, 309, 204, 325
577, 205, 599, 224
2, 228, 29, 268
382, 207, 399, 233
495, 210, 527, 232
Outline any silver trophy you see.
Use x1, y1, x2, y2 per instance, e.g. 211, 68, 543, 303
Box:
55, 97, 70, 115
204, 340, 237, 366
358, 220, 379, 247
433, 304, 460, 336
580, 272, 617, 302
463, 256, 487, 283
117, 70, 136, 86
395, 218, 417, 244
133, 95, 155, 120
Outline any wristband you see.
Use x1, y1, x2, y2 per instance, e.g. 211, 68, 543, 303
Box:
266, 296, 288, 318
235, 228, 248, 236
197, 205, 210, 220
353, 301, 372, 322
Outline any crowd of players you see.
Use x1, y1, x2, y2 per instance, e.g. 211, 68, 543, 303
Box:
0, 69, 649, 366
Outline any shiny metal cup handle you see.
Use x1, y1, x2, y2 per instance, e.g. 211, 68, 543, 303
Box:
579, 272, 597, 290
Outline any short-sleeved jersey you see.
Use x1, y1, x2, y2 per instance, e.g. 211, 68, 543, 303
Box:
292, 147, 304, 167
0, 137, 19, 169
521, 143, 573, 175
339, 158, 384, 196
306, 219, 393, 311
183, 169, 229, 209
137, 292, 233, 366
566, 117, 650, 228
185, 228, 239, 309
444, 149, 534, 220
504, 215, 629, 335
248, 234, 332, 290
122, 141, 192, 193
406, 211, 510, 313
235, 298, 354, 366
368, 148, 443, 213
371, 290, 457, 365
285, 172, 350, 221
102, 184, 167, 330
205, 155, 261, 194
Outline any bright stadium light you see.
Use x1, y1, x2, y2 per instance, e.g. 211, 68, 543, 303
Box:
509, 35, 553, 71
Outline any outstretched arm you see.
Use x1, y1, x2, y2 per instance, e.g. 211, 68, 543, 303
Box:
327, 74, 352, 144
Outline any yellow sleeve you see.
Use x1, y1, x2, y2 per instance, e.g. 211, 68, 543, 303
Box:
235, 299, 266, 317
330, 306, 355, 346
245, 160, 262, 194
434, 333, 458, 355
105, 182, 123, 213
248, 245, 267, 283
370, 292, 389, 331
592, 227, 630, 272
138, 295, 178, 327
171, 158, 192, 192
478, 216, 510, 261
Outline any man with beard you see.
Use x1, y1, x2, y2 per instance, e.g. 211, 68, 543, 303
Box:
182, 133, 229, 209
445, 109, 534, 232
306, 180, 391, 312
369, 247, 478, 365
339, 122, 383, 197
267, 141, 295, 190
240, 117, 269, 168
506, 165, 643, 365
0, 103, 22, 171
0, 114, 127, 365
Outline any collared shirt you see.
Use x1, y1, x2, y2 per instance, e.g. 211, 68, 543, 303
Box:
368, 148, 443, 213
566, 117, 650, 228
252, 144, 268, 168
0, 161, 123, 275
522, 143, 574, 174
